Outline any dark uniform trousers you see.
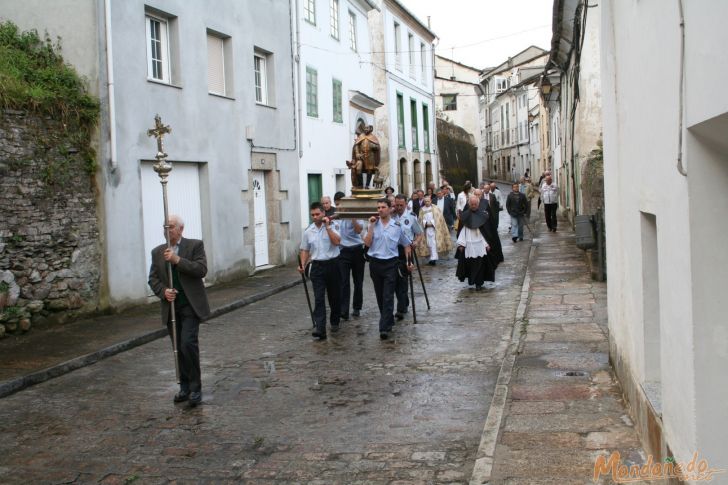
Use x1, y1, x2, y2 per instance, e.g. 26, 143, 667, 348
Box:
310, 258, 342, 335
544, 203, 558, 230
395, 245, 409, 314
338, 245, 365, 317
167, 302, 201, 393
368, 256, 398, 332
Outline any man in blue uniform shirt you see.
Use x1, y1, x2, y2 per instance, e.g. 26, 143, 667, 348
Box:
335, 193, 366, 320
392, 194, 423, 321
298, 202, 342, 340
363, 198, 413, 340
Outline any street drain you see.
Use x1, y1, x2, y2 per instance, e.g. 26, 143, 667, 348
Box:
557, 370, 588, 377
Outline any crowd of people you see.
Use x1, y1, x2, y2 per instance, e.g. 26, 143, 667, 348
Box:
296, 172, 560, 342
148, 173, 559, 404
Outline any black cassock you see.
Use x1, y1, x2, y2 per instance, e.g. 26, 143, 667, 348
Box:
455, 208, 504, 285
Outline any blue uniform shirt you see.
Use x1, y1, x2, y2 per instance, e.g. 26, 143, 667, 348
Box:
367, 219, 412, 259
392, 211, 422, 242
300, 222, 341, 260
338, 219, 365, 248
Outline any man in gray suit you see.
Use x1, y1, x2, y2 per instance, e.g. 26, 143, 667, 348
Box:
149, 215, 210, 407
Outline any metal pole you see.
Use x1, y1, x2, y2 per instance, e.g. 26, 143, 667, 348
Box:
412, 253, 430, 310
148, 115, 179, 384
408, 255, 417, 324
297, 254, 316, 328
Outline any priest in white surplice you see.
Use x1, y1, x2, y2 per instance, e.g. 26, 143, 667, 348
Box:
455, 195, 503, 290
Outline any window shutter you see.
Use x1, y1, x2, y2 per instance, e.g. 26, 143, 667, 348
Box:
207, 35, 225, 95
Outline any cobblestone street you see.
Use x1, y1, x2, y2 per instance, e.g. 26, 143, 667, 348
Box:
0, 227, 529, 483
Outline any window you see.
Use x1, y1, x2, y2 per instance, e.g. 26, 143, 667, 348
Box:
394, 22, 401, 70
304, 0, 316, 25
442, 94, 457, 111
422, 104, 430, 152
329, 0, 339, 40
408, 33, 415, 78
396, 93, 405, 148
495, 77, 507, 93
410, 99, 418, 150
420, 42, 426, 81
146, 14, 170, 82
254, 52, 268, 104
332, 78, 342, 123
207, 32, 232, 96
306, 66, 318, 117
348, 11, 357, 51
505, 102, 510, 144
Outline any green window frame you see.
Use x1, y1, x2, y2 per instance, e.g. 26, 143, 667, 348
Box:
396, 92, 405, 148
422, 104, 430, 152
410, 98, 418, 150
332, 78, 342, 123
306, 66, 318, 117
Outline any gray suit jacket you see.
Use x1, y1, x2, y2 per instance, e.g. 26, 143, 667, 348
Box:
148, 237, 210, 323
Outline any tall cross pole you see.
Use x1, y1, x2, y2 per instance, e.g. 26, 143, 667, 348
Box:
147, 114, 180, 384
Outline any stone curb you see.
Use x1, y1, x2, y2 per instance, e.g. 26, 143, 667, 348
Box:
470, 240, 538, 485
0, 279, 302, 400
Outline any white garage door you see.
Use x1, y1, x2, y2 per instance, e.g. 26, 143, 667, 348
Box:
141, 162, 203, 282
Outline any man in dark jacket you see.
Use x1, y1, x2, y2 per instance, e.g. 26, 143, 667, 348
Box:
435, 187, 456, 229
149, 215, 210, 407
506, 183, 528, 242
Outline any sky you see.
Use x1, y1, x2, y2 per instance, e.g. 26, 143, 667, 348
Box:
403, 0, 553, 70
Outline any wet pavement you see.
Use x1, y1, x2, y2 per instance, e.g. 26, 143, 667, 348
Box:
486, 210, 647, 485
0, 214, 530, 483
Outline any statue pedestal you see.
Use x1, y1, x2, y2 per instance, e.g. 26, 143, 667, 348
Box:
335, 188, 383, 219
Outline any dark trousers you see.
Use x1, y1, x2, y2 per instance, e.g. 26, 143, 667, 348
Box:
368, 257, 398, 332
544, 203, 558, 230
395, 246, 409, 313
339, 245, 365, 316
167, 302, 201, 393
310, 258, 341, 335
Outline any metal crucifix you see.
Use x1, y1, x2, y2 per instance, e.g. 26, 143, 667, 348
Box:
147, 114, 180, 384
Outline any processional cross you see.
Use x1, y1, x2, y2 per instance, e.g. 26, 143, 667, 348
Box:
146, 114, 180, 383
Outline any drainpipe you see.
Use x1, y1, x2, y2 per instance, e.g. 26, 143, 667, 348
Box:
294, 0, 303, 159
676, 0, 687, 176
103, 0, 117, 172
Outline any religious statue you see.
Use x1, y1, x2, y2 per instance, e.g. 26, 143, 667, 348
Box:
346, 124, 380, 189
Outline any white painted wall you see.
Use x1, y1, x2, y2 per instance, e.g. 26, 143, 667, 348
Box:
2, 0, 301, 305
602, 0, 728, 473
373, 1, 437, 194
296, 0, 377, 226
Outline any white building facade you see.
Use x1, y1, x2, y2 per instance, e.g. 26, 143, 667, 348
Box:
295, 0, 380, 224
546, 0, 602, 221
0, 0, 301, 306
369, 0, 438, 195
479, 46, 548, 182
434, 55, 482, 180
602, 0, 728, 473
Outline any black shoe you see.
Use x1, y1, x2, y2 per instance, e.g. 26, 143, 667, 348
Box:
428, 260, 436, 266
331, 324, 340, 333
312, 331, 327, 340
341, 314, 349, 321
352, 309, 360, 317
173, 391, 189, 403
476, 284, 483, 291
518, 238, 523, 241
380, 331, 389, 340
512, 237, 518, 243
395, 312, 404, 321
188, 391, 202, 407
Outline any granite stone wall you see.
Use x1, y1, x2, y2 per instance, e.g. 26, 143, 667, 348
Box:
0, 110, 100, 336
